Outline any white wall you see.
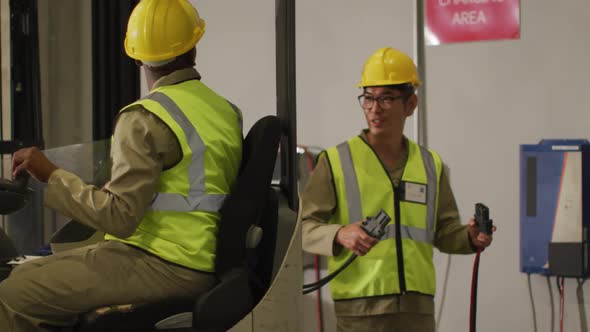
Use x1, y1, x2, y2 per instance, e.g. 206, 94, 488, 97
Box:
185, 0, 276, 132
428, 0, 590, 331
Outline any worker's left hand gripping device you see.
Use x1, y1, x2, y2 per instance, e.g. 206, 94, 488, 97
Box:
302, 209, 391, 294
360, 209, 391, 240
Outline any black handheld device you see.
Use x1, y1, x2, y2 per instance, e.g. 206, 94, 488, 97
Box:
474, 203, 493, 235
360, 209, 391, 239
0, 173, 30, 215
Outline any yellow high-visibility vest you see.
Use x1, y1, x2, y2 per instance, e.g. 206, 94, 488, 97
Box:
326, 136, 442, 300
106, 79, 242, 272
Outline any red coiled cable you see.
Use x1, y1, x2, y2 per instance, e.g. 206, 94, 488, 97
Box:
469, 248, 482, 332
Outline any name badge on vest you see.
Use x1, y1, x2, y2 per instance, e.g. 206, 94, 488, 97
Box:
402, 181, 427, 204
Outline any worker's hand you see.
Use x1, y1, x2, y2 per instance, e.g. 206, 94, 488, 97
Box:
335, 221, 379, 256
12, 147, 59, 183
468, 218, 496, 250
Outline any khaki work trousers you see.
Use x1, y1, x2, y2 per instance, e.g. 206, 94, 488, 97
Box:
0, 241, 215, 332
337, 312, 435, 332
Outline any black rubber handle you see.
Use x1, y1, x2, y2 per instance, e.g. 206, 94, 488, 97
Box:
474, 203, 493, 235
13, 172, 30, 192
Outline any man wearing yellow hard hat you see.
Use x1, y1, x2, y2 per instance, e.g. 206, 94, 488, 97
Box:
301, 47, 495, 331
0, 1, 242, 330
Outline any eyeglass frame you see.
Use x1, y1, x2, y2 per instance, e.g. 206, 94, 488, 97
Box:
357, 93, 407, 110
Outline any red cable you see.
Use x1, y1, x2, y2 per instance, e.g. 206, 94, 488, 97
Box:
559, 277, 564, 332
300, 146, 316, 173
469, 249, 481, 332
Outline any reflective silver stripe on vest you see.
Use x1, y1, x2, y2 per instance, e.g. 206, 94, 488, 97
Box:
338, 142, 438, 244
145, 92, 227, 213
418, 146, 437, 242
337, 142, 363, 223
382, 224, 431, 244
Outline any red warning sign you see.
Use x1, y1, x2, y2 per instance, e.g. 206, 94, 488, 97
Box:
425, 0, 520, 45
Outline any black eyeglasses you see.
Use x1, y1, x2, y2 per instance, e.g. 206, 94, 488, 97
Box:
358, 94, 405, 110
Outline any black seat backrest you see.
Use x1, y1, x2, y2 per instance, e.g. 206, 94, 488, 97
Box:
214, 115, 282, 277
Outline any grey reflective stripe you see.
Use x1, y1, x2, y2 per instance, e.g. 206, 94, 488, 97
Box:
144, 92, 226, 213
337, 143, 363, 223
150, 193, 227, 212
418, 146, 437, 242
382, 224, 431, 244
226, 100, 243, 132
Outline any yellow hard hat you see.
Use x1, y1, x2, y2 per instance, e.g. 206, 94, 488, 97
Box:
124, 0, 206, 63
357, 47, 422, 88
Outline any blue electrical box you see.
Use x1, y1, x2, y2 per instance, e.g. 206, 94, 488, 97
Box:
520, 139, 590, 277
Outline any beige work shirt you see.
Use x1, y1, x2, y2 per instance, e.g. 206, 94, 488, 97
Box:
301, 132, 475, 317
44, 68, 202, 239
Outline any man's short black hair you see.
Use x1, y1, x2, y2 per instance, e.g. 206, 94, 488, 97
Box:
145, 47, 197, 77
364, 83, 416, 100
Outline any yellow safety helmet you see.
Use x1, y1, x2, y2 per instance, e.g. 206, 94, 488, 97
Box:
124, 0, 206, 63
357, 47, 422, 88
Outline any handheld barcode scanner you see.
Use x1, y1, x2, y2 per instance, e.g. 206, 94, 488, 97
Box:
0, 173, 30, 215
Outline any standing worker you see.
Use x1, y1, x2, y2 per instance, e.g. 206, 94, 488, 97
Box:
301, 47, 496, 332
0, 0, 243, 331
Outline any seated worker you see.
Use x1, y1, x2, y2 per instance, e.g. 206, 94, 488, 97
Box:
301, 47, 496, 332
0, 1, 243, 331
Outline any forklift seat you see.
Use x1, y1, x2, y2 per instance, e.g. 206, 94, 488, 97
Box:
69, 115, 283, 332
